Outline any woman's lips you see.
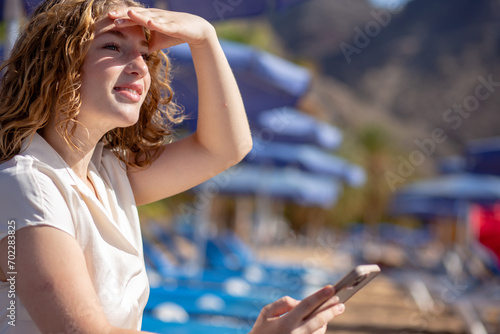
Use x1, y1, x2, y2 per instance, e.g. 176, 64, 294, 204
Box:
113, 86, 142, 102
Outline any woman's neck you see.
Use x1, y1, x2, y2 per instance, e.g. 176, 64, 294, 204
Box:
39, 123, 99, 183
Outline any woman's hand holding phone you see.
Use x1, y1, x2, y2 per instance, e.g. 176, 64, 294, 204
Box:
249, 264, 380, 334
249, 285, 345, 334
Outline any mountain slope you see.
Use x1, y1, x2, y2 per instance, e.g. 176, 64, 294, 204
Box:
271, 0, 500, 156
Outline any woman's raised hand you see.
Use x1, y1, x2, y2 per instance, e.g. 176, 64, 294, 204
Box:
249, 285, 345, 334
108, 8, 216, 51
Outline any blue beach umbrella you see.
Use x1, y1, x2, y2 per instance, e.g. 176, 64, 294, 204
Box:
390, 173, 500, 218
465, 137, 500, 177
246, 139, 366, 187
390, 195, 465, 219
197, 163, 341, 208
250, 107, 343, 150
195, 164, 341, 266
166, 41, 311, 130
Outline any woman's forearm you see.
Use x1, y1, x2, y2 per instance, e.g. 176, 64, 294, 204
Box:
189, 29, 253, 165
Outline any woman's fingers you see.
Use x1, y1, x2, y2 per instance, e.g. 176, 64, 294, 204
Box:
301, 302, 345, 333
120, 10, 183, 50
250, 287, 346, 334
280, 285, 344, 333
107, 8, 213, 50
288, 285, 336, 320
126, 9, 161, 29
108, 7, 143, 20
261, 296, 300, 318
108, 10, 179, 50
304, 293, 343, 321
109, 9, 157, 29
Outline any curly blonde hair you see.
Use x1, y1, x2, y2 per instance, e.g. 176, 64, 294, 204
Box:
0, 0, 184, 168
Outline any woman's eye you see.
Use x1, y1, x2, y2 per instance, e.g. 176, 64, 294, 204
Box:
104, 43, 119, 51
141, 53, 150, 61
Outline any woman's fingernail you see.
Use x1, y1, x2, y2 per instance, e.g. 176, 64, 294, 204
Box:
114, 19, 124, 25
335, 303, 345, 314
332, 296, 340, 304
109, 10, 117, 15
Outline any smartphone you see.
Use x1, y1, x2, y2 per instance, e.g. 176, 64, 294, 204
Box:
332, 264, 381, 303
303, 264, 381, 320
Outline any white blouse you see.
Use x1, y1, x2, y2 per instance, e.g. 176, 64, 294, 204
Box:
0, 133, 149, 333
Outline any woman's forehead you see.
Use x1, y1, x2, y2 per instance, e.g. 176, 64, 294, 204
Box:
94, 15, 116, 33
93, 16, 148, 46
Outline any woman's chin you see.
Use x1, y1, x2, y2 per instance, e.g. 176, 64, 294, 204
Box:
113, 111, 141, 128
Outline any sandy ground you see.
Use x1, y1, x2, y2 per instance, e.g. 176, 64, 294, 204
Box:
255, 245, 477, 334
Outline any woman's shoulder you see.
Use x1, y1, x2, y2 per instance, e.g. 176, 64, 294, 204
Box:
0, 154, 42, 196
0, 155, 75, 235
0, 151, 67, 188
0, 154, 63, 210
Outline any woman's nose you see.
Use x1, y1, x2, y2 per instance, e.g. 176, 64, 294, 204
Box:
126, 52, 149, 77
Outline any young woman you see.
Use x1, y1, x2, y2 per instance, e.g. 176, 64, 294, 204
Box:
0, 0, 345, 333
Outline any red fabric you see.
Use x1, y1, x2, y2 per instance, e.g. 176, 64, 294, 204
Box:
470, 203, 500, 263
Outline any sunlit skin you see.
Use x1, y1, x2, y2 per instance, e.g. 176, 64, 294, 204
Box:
79, 17, 152, 135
